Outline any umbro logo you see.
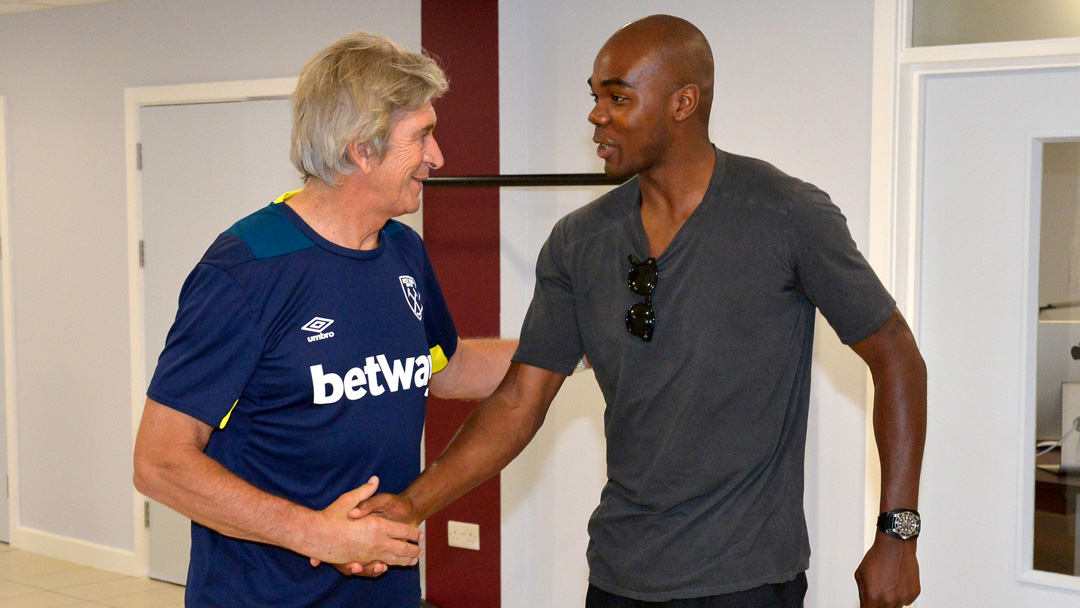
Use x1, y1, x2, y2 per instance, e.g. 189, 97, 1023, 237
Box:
302, 317, 335, 343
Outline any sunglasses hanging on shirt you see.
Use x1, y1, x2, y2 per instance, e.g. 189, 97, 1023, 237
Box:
625, 254, 658, 342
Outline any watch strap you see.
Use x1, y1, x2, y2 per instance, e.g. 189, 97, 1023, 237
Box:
877, 508, 921, 540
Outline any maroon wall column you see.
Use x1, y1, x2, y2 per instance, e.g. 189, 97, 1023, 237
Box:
421, 2, 501, 607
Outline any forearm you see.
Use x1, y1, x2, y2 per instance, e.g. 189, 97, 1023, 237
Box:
852, 310, 926, 607
133, 399, 353, 562
135, 438, 319, 555
405, 362, 562, 521
137, 399, 423, 570
852, 310, 927, 512
430, 338, 518, 401
871, 348, 927, 512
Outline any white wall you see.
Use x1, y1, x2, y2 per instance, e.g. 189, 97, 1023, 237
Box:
499, 2, 877, 607
0, 0, 420, 564
1, 0, 881, 603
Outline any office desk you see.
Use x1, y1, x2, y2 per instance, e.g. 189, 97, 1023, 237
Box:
1035, 452, 1080, 575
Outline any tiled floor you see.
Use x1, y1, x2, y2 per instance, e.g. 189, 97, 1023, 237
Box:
0, 543, 184, 608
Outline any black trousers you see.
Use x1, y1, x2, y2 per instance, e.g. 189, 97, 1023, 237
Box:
585, 573, 807, 608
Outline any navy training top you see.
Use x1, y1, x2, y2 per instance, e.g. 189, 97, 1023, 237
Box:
148, 195, 457, 607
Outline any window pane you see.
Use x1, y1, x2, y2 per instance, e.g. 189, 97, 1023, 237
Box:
913, 0, 1080, 47
1036, 141, 1080, 577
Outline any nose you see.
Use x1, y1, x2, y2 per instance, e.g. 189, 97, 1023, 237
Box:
588, 103, 608, 126
424, 135, 444, 170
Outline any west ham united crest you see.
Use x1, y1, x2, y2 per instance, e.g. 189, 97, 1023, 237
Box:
399, 275, 423, 321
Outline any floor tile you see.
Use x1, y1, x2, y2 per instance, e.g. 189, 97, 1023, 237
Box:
61, 577, 176, 602
0, 580, 38, 599
0, 590, 87, 607
20, 567, 127, 591
0, 547, 184, 608
5, 557, 88, 583
96, 584, 185, 608
0, 550, 52, 569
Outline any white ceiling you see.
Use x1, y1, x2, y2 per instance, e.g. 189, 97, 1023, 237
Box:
0, 0, 120, 16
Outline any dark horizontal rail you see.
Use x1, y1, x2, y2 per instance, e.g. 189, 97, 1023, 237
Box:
1040, 300, 1080, 312
424, 173, 624, 188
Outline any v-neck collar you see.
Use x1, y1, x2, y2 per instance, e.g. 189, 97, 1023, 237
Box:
628, 147, 728, 265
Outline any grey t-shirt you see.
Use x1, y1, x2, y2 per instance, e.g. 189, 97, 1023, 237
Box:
512, 149, 895, 601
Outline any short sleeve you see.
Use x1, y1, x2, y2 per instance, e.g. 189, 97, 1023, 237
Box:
513, 221, 584, 376
146, 264, 262, 428
420, 244, 458, 370
789, 187, 895, 344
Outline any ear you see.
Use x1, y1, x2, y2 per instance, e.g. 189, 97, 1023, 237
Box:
671, 84, 700, 122
347, 142, 375, 175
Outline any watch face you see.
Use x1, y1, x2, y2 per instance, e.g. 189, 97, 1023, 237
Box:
893, 511, 920, 539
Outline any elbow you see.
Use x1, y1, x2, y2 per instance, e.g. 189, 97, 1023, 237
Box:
903, 348, 927, 381
132, 453, 153, 497
429, 371, 478, 402
132, 444, 165, 500
427, 382, 456, 402
909, 347, 928, 387
514, 405, 549, 450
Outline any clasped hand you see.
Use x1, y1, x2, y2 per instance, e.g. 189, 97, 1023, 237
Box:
308, 478, 421, 577
308, 481, 421, 574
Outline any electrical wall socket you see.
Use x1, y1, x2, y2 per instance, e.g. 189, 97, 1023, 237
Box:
447, 520, 480, 550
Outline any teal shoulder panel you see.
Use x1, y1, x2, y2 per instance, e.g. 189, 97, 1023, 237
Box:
225, 204, 315, 260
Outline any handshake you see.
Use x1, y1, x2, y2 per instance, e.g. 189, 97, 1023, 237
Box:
308, 476, 421, 577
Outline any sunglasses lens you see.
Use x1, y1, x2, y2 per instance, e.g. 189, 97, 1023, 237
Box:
627, 263, 657, 296
625, 302, 655, 342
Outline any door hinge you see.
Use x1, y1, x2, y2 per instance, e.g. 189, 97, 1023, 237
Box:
136, 143, 143, 171
139, 240, 145, 267
144, 501, 150, 528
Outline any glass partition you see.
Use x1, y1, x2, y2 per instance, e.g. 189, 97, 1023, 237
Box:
1035, 141, 1080, 576
913, 0, 1080, 47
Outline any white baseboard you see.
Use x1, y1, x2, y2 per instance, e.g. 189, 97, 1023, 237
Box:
11, 525, 142, 577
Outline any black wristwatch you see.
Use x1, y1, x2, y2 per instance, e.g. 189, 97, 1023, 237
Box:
877, 509, 920, 540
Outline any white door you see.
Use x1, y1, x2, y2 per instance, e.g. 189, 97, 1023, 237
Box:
141, 98, 300, 583
918, 66, 1080, 605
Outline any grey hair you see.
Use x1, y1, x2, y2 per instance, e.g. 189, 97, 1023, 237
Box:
290, 31, 448, 185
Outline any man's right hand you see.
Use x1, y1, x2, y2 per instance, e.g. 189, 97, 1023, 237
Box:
350, 492, 419, 525
307, 478, 423, 570
309, 491, 419, 576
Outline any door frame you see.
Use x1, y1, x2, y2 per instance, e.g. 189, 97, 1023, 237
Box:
1, 95, 18, 545
124, 78, 297, 575
870, 0, 1080, 592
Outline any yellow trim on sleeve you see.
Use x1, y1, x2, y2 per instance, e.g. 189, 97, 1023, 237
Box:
430, 344, 449, 374
274, 190, 302, 203
219, 400, 239, 430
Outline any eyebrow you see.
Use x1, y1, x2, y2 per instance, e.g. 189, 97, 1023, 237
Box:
587, 77, 634, 89
414, 120, 436, 138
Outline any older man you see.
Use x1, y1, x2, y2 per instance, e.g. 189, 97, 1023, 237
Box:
133, 32, 513, 608
355, 15, 926, 608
